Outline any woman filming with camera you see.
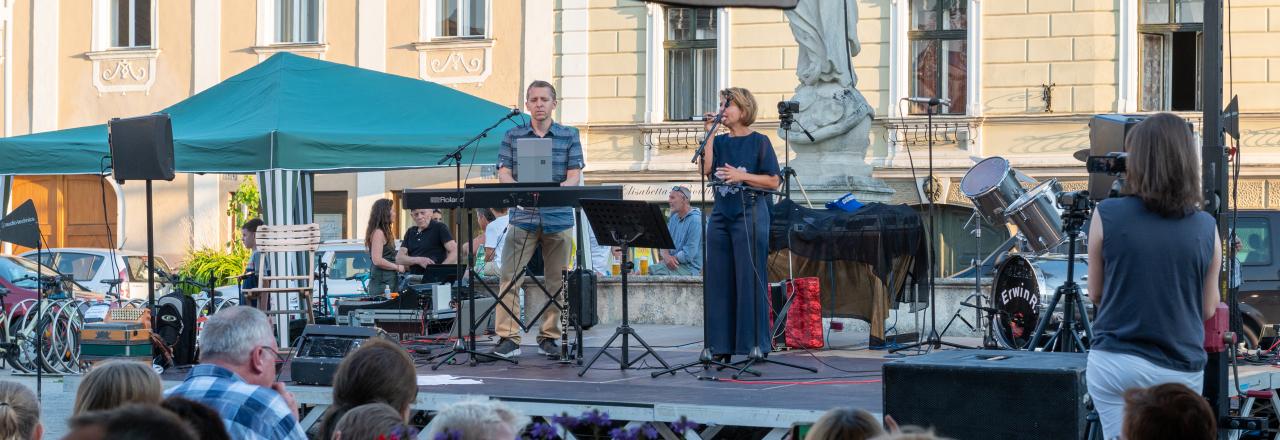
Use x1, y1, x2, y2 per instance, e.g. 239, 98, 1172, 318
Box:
1085, 113, 1220, 440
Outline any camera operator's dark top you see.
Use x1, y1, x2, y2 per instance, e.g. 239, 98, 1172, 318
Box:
1092, 196, 1215, 372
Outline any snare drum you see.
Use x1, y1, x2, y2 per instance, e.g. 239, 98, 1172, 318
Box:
960, 157, 1025, 226
1005, 179, 1067, 253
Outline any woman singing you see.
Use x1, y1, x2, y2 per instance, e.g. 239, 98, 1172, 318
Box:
701, 87, 781, 363
364, 198, 404, 296
1086, 113, 1220, 439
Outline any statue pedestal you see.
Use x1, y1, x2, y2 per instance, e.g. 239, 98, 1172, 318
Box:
780, 115, 894, 205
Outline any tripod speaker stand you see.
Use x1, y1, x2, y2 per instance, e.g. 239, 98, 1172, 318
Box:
578, 199, 672, 376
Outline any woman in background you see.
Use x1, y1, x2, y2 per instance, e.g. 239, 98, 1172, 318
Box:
364, 199, 404, 296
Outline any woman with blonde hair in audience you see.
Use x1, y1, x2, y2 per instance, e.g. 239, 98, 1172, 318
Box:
806, 407, 883, 440
315, 337, 419, 440
73, 360, 163, 415
0, 381, 40, 440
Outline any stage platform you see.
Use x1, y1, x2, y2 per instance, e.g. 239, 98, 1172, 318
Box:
160, 324, 1280, 439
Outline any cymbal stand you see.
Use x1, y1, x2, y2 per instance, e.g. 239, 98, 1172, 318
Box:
939, 209, 988, 348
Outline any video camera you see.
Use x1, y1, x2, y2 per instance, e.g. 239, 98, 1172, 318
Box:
1086, 152, 1127, 176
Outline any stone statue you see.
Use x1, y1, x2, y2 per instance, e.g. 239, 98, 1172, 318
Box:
780, 0, 883, 200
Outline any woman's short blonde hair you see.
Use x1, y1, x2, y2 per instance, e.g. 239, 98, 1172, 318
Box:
73, 360, 163, 415
721, 87, 758, 127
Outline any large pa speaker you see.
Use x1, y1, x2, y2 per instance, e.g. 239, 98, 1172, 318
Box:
290, 325, 379, 386
1087, 114, 1145, 200
883, 350, 1088, 440
108, 114, 175, 183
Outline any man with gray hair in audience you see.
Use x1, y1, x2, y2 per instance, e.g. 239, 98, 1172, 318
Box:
424, 400, 529, 440
166, 306, 305, 439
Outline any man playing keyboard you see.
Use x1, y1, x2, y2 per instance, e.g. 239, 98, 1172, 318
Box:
489, 80, 584, 360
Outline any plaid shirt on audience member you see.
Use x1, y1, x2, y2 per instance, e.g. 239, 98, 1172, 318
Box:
165, 364, 307, 440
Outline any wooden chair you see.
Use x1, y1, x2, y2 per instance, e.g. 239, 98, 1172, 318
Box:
244, 224, 320, 344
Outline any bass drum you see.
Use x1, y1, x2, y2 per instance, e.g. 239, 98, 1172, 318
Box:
990, 254, 1092, 350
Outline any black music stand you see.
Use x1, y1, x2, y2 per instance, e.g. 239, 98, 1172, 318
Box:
578, 199, 673, 376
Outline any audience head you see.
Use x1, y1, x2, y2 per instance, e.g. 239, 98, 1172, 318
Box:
423, 400, 528, 440
240, 218, 264, 249
1122, 383, 1215, 440
0, 381, 40, 440
197, 306, 278, 388
1122, 112, 1202, 218
334, 402, 416, 440
68, 404, 197, 440
318, 337, 419, 440
807, 407, 883, 440
491, 207, 509, 216
475, 208, 496, 227
73, 360, 163, 415
160, 397, 231, 440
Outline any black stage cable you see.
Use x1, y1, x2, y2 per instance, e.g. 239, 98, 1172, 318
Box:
100, 157, 122, 300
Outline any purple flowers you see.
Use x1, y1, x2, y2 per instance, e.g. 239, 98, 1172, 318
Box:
430, 429, 461, 440
523, 410, 697, 439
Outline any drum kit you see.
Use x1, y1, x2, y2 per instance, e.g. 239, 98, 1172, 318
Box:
959, 157, 1095, 352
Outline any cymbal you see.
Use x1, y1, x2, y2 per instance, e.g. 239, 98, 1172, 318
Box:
1072, 148, 1089, 162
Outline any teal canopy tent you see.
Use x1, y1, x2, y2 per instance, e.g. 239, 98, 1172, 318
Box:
0, 52, 512, 175
0, 54, 516, 341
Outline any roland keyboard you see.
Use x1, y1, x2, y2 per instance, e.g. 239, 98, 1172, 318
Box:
403, 184, 623, 209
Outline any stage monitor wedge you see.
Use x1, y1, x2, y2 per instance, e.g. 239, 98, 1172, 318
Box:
108, 114, 176, 184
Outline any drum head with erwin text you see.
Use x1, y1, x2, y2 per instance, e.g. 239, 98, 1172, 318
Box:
992, 255, 1041, 349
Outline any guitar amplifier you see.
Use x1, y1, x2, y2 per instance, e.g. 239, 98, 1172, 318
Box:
290, 325, 378, 386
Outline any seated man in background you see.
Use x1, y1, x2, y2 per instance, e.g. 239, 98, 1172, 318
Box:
397, 208, 457, 276
649, 186, 703, 276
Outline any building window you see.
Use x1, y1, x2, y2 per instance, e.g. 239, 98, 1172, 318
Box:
111, 0, 152, 48
1139, 0, 1202, 111
276, 0, 320, 44
437, 0, 488, 38
908, 0, 967, 115
664, 7, 718, 121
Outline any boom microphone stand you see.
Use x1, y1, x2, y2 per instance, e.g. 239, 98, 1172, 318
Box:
430, 109, 520, 368
891, 100, 969, 353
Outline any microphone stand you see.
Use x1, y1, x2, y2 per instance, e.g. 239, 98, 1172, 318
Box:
716, 181, 817, 379
431, 110, 520, 368
891, 100, 968, 354
655, 103, 745, 378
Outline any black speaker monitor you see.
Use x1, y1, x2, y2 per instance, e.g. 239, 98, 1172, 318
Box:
289, 325, 379, 386
883, 350, 1089, 440
108, 113, 175, 183
1087, 114, 1145, 200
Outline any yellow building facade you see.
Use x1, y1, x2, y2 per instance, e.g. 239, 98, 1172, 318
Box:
1, 0, 1278, 273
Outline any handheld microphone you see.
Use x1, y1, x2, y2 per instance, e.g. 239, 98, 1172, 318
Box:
905, 97, 952, 106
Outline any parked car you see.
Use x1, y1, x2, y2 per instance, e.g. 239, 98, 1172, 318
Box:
20, 248, 173, 300
1234, 210, 1280, 346
0, 255, 100, 313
